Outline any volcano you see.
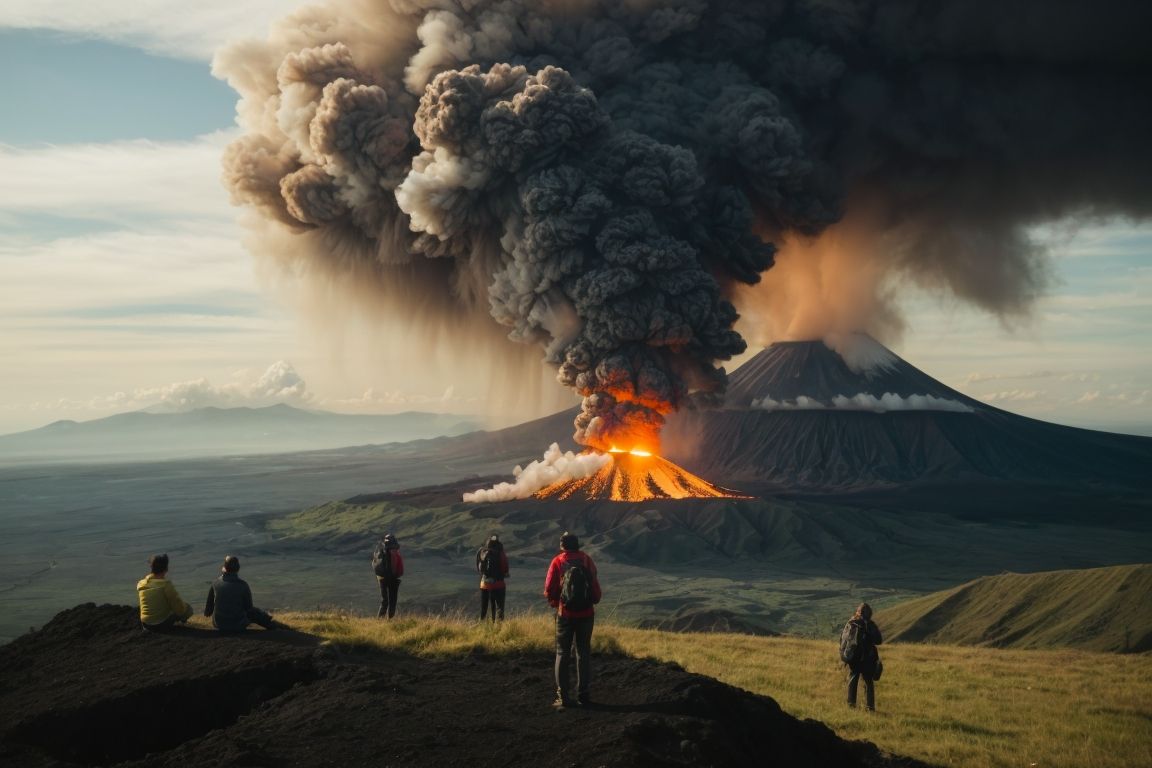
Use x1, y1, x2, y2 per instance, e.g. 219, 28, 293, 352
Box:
664, 335, 1152, 491
533, 450, 749, 502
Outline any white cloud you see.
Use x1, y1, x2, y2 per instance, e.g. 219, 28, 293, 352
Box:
0, 135, 309, 434
961, 370, 1101, 385
752, 393, 973, 413
328, 385, 479, 412
0, 136, 236, 222
0, 137, 248, 318
981, 390, 1047, 403
0, 0, 313, 60
14, 361, 312, 421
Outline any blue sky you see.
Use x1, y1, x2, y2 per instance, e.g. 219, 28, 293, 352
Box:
0, 2, 1148, 437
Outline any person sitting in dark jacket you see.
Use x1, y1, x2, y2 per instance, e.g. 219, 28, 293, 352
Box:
204, 555, 283, 632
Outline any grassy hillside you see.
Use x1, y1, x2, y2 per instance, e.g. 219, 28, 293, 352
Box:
275, 610, 1152, 768
876, 564, 1152, 653
264, 493, 1152, 640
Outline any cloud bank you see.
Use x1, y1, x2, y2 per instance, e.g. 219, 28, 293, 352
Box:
753, 392, 973, 413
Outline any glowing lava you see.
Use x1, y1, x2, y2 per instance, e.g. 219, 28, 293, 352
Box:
533, 451, 749, 502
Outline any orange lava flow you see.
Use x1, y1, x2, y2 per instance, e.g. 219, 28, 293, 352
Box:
534, 452, 750, 502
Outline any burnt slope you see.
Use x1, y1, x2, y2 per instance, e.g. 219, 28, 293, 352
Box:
0, 604, 921, 768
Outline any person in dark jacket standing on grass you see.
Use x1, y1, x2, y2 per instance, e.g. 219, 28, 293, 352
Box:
844, 602, 884, 711
204, 555, 283, 632
544, 531, 602, 709
476, 535, 510, 622
372, 533, 404, 619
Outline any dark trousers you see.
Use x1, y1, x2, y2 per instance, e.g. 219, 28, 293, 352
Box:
141, 605, 193, 632
847, 669, 876, 710
480, 588, 506, 621
217, 608, 276, 632
555, 614, 594, 698
247, 607, 276, 629
141, 614, 179, 632
378, 578, 400, 618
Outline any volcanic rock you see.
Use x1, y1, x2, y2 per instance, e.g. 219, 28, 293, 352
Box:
0, 604, 924, 768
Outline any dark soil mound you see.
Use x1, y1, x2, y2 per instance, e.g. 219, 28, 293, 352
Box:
0, 604, 924, 768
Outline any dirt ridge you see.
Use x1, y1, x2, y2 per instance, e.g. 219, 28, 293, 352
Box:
0, 604, 927, 768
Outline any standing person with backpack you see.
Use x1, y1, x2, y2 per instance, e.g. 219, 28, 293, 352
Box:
371, 533, 404, 619
475, 535, 509, 622
543, 531, 602, 709
840, 602, 884, 711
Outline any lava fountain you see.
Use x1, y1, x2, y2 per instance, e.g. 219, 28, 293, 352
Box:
534, 447, 749, 502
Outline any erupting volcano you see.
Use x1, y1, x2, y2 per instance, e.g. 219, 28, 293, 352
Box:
534, 449, 748, 502
219, 0, 1152, 498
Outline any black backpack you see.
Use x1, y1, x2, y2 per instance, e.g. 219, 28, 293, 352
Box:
372, 540, 396, 578
839, 619, 867, 665
479, 547, 502, 580
559, 558, 593, 611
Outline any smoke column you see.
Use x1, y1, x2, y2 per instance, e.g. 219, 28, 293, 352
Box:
216, 0, 1152, 449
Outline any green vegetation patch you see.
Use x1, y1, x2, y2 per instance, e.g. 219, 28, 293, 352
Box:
877, 563, 1152, 653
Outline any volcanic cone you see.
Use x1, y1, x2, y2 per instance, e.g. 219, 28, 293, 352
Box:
533, 451, 748, 502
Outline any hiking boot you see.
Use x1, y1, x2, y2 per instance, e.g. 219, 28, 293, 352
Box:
577, 692, 593, 707
552, 691, 573, 710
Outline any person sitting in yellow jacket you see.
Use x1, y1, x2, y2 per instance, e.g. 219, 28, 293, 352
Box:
137, 553, 194, 631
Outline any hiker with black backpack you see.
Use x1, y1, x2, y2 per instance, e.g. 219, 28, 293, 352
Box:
475, 535, 509, 622
371, 533, 405, 619
840, 602, 884, 711
543, 531, 602, 709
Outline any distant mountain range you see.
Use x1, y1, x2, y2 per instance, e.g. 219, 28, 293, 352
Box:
0, 404, 480, 464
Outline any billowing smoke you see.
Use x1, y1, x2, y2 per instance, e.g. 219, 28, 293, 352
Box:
216, 0, 1152, 448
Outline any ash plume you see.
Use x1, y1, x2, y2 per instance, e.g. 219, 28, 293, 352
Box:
217, 0, 1152, 448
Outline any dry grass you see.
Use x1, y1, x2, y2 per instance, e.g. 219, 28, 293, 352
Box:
278, 610, 1152, 768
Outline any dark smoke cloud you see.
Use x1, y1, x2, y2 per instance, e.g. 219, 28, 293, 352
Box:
217, 0, 1152, 448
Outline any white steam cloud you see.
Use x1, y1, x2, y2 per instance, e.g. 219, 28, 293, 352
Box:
462, 442, 609, 503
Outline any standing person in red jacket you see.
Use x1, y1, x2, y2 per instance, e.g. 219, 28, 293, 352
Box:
371, 533, 405, 619
543, 531, 602, 708
475, 535, 510, 622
